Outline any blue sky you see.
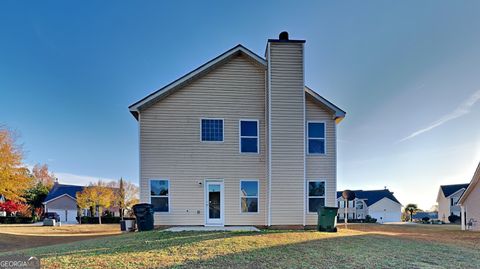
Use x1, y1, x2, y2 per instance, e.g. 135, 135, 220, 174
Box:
1, 1, 480, 209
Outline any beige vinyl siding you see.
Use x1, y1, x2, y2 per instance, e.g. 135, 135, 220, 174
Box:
305, 95, 337, 225
464, 180, 480, 231
268, 42, 305, 225
139, 54, 267, 226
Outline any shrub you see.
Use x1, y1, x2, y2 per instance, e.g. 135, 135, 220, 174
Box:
365, 215, 377, 223
448, 214, 461, 223
76, 216, 135, 224
0, 216, 34, 224
0, 201, 20, 215
335, 216, 377, 223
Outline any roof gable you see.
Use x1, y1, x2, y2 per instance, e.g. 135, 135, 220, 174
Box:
305, 86, 346, 122
459, 161, 480, 204
440, 183, 469, 197
336, 189, 401, 206
44, 184, 84, 203
129, 44, 267, 119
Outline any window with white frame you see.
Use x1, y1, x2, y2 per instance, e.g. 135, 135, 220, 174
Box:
150, 179, 169, 212
239, 120, 259, 153
307, 122, 326, 154
201, 119, 223, 142
240, 180, 258, 213
308, 180, 325, 213
356, 200, 364, 210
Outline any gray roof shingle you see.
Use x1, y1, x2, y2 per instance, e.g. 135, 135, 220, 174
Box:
440, 183, 469, 197
44, 183, 84, 203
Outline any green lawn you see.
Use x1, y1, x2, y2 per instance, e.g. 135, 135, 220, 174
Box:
3, 225, 480, 268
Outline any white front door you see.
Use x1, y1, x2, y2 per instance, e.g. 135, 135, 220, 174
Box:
205, 181, 224, 226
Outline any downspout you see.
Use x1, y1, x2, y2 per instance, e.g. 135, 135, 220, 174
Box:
302, 42, 306, 227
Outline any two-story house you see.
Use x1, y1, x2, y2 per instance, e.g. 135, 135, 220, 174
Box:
128, 32, 345, 227
336, 189, 402, 223
437, 183, 469, 223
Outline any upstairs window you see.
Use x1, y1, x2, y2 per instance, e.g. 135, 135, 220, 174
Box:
201, 119, 223, 142
307, 122, 326, 154
239, 120, 259, 153
308, 180, 325, 213
356, 200, 364, 210
240, 180, 259, 213
150, 179, 169, 212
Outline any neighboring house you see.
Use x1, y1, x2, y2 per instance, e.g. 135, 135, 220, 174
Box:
436, 183, 469, 223
336, 189, 402, 223
43, 182, 120, 223
128, 32, 346, 227
412, 211, 438, 221
459, 161, 480, 231
43, 182, 83, 223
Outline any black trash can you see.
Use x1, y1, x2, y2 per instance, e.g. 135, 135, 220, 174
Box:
317, 206, 338, 232
132, 203, 154, 231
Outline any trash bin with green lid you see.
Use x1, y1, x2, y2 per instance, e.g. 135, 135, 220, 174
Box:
317, 206, 338, 232
132, 203, 154, 231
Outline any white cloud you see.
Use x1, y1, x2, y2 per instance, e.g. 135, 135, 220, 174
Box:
54, 172, 118, 186
398, 89, 480, 143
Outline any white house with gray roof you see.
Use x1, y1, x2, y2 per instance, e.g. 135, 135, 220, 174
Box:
436, 183, 469, 223
336, 189, 402, 223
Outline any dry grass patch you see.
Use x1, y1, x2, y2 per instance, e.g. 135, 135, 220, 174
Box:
0, 224, 121, 252
3, 224, 480, 268
0, 224, 121, 236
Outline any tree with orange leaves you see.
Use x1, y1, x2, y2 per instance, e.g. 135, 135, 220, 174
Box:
0, 127, 33, 202
32, 164, 55, 189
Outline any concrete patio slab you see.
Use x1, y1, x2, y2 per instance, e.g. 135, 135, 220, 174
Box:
165, 226, 260, 232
